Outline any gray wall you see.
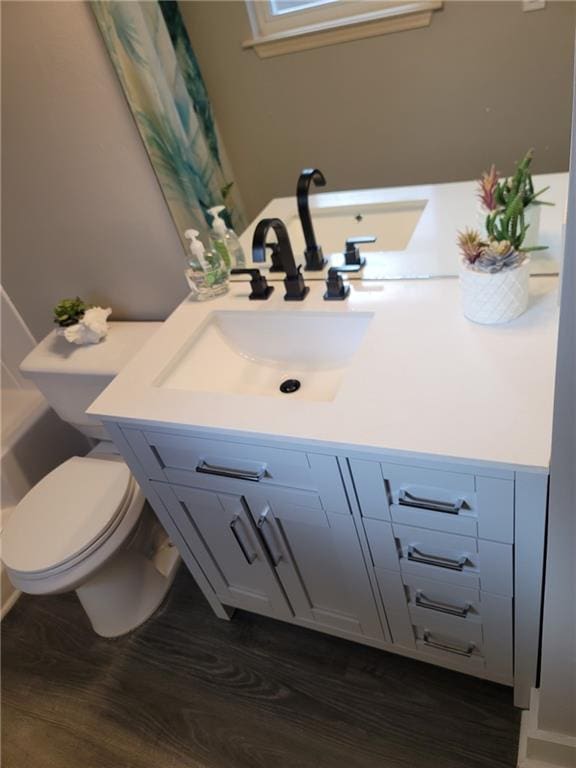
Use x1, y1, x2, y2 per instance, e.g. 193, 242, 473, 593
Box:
1, 1, 188, 341
181, 1, 576, 220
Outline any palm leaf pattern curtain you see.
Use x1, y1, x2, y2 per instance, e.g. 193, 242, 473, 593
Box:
92, 0, 245, 248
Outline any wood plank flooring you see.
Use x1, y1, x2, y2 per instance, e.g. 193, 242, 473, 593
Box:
2, 567, 520, 768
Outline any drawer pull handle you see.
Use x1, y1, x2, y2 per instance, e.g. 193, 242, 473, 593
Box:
423, 630, 475, 657
257, 508, 282, 566
197, 460, 266, 482
407, 545, 468, 571
415, 591, 471, 618
229, 516, 257, 564
399, 490, 464, 515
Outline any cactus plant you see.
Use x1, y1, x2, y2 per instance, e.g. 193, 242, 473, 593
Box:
493, 149, 552, 210
485, 190, 528, 251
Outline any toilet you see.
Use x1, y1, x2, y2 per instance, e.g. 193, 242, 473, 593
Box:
1, 322, 180, 637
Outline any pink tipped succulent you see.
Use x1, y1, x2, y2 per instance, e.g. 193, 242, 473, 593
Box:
457, 228, 485, 264
477, 164, 500, 212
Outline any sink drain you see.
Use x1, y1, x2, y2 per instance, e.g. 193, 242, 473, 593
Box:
279, 379, 301, 394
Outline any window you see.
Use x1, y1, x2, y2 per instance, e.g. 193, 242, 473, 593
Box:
244, 1, 443, 58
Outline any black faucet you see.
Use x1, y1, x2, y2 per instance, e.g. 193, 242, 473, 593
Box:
297, 168, 326, 271
230, 268, 274, 300
252, 218, 309, 301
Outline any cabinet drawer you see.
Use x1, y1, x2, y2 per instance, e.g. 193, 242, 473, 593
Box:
123, 428, 349, 514
412, 608, 484, 647
413, 590, 513, 684
403, 573, 482, 620
413, 625, 486, 669
374, 567, 513, 682
364, 519, 512, 595
350, 459, 513, 543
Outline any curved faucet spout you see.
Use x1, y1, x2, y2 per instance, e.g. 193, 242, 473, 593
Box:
297, 168, 326, 270
252, 218, 298, 277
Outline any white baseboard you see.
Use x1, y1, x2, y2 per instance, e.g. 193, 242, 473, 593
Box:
518, 689, 576, 767
1, 580, 21, 620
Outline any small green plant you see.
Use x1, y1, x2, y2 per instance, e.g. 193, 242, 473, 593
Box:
478, 149, 554, 216
461, 149, 552, 273
485, 181, 549, 254
493, 149, 552, 210
53, 297, 88, 327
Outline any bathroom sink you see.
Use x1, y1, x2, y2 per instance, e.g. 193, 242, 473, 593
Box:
155, 310, 373, 401
285, 200, 426, 256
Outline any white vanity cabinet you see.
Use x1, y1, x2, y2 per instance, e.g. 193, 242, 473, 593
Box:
108, 422, 548, 708
119, 426, 386, 646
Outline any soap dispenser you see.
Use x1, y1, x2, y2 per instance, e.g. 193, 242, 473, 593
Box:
208, 206, 246, 268
184, 229, 229, 300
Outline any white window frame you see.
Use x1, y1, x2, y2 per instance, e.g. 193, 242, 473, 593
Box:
243, 1, 443, 58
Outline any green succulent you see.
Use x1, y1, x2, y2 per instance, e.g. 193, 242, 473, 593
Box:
53, 297, 88, 327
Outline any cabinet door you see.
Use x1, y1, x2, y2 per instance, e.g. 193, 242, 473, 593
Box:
246, 493, 384, 642
153, 482, 291, 620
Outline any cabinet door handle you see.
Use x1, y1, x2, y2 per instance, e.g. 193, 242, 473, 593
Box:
423, 630, 475, 657
197, 459, 266, 482
415, 591, 471, 618
229, 516, 257, 564
407, 545, 468, 571
399, 490, 464, 515
257, 509, 282, 566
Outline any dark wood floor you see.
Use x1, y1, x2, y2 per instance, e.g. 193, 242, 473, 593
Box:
2, 567, 520, 768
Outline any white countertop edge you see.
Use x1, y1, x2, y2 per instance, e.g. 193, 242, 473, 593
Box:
102, 415, 548, 476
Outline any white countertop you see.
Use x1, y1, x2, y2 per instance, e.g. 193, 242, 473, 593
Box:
237, 173, 568, 280
90, 276, 559, 473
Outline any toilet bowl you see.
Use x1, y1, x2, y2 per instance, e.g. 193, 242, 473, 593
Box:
1, 321, 179, 636
2, 449, 180, 637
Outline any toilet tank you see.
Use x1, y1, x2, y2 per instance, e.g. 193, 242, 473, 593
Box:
19, 322, 161, 440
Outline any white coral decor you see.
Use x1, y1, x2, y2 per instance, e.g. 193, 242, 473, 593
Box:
62, 307, 112, 345
460, 259, 530, 325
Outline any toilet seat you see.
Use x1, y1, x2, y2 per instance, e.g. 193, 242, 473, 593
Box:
2, 457, 138, 578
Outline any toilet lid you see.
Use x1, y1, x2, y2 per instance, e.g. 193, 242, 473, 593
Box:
2, 457, 133, 574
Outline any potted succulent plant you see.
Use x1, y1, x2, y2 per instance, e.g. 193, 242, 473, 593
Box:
54, 297, 111, 345
458, 197, 533, 324
477, 149, 552, 248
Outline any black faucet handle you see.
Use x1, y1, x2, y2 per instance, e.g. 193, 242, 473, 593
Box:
266, 242, 285, 273
231, 268, 274, 301
324, 266, 354, 301
344, 235, 376, 267
284, 265, 309, 302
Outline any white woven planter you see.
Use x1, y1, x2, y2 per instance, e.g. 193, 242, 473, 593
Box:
460, 258, 530, 324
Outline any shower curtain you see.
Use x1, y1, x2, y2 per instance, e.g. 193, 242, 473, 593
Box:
92, 0, 245, 247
